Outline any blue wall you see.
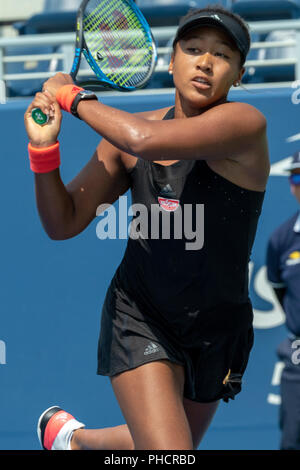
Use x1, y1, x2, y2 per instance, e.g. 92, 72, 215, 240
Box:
0, 87, 299, 450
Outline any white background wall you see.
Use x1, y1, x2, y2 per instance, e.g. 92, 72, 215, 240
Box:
0, 0, 44, 21
0, 0, 44, 37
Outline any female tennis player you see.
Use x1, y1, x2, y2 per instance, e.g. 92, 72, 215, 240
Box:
24, 5, 270, 450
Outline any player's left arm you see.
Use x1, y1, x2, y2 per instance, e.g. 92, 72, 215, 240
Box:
42, 74, 267, 163
76, 100, 267, 162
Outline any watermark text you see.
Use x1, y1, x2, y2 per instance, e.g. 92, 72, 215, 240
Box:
95, 196, 204, 251
292, 339, 300, 365
0, 340, 6, 365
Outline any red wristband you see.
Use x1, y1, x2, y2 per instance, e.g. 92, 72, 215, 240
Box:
28, 141, 60, 173
56, 84, 84, 113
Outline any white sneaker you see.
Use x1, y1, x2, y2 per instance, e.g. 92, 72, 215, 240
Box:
37, 406, 85, 450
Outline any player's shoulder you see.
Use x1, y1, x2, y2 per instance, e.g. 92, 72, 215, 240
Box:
216, 101, 267, 128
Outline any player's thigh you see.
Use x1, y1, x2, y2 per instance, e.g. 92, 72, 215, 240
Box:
183, 397, 220, 449
110, 359, 193, 450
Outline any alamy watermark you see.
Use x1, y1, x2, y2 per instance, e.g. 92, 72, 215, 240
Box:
292, 340, 300, 365
0, 340, 6, 365
291, 80, 300, 104
95, 195, 204, 251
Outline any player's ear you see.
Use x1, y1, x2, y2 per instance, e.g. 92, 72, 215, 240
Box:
168, 53, 174, 75
233, 67, 245, 87
239, 67, 246, 81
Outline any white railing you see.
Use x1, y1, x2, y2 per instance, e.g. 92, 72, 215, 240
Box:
1, 19, 300, 101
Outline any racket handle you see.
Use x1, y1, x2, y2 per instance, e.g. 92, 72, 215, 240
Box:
31, 108, 49, 126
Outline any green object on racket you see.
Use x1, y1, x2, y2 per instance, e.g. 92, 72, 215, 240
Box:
31, 0, 157, 125
31, 107, 49, 126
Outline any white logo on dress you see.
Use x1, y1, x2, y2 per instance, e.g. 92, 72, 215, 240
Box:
144, 342, 160, 355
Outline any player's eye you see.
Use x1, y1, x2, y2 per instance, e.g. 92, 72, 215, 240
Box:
215, 52, 230, 59
187, 47, 201, 53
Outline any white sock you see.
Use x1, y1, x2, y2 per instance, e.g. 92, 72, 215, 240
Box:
51, 418, 85, 450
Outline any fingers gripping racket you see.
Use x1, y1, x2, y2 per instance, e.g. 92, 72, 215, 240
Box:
32, 0, 157, 125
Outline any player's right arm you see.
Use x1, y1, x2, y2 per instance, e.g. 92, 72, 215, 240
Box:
24, 91, 131, 240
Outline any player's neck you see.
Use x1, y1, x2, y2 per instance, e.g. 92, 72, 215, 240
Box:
174, 93, 228, 119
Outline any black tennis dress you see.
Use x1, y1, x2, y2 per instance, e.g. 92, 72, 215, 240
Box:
97, 107, 265, 403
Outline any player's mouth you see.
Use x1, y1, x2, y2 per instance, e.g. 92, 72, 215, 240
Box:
191, 75, 212, 90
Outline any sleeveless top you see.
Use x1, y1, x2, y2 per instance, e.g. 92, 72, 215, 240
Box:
112, 106, 265, 342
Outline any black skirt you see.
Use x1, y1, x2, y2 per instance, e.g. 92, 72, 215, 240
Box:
97, 271, 254, 404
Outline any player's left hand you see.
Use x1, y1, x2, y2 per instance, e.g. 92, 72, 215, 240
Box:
24, 90, 62, 147
42, 72, 74, 97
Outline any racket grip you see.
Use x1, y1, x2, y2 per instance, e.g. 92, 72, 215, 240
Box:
31, 108, 49, 126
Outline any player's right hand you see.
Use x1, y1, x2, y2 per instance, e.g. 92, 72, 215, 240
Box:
24, 91, 62, 148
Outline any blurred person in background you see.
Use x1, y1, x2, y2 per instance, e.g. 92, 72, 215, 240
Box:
266, 151, 300, 450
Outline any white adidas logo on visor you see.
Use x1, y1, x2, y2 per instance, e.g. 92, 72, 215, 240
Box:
211, 14, 221, 20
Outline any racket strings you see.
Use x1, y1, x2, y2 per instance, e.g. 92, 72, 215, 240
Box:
82, 0, 154, 88
85, 11, 148, 73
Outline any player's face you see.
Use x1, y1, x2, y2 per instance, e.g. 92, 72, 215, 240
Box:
169, 26, 245, 115
290, 169, 300, 204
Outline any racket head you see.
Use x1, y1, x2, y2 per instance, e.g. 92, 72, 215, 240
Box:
77, 0, 157, 91
31, 0, 157, 125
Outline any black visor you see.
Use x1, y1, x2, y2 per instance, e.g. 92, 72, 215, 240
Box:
173, 11, 250, 63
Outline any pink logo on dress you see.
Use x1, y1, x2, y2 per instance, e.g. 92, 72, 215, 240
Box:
158, 197, 180, 211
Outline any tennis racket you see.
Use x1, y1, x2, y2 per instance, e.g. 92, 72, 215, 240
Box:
31, 0, 157, 125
